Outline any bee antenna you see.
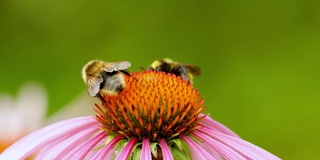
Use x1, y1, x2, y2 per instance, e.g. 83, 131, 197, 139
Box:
120, 70, 139, 81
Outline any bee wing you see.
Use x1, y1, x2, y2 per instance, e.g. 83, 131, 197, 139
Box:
87, 76, 103, 96
162, 58, 201, 76
183, 64, 201, 76
104, 61, 131, 72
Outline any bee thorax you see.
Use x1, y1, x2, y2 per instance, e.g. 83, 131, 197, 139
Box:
100, 72, 125, 95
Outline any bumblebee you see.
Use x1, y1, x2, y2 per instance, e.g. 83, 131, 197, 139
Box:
149, 58, 201, 83
82, 60, 131, 101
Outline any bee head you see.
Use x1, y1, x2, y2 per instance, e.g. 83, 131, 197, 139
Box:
82, 60, 104, 83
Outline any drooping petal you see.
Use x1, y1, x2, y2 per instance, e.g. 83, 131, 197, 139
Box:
180, 134, 215, 160
35, 126, 99, 159
63, 131, 107, 159
197, 126, 281, 160
141, 138, 152, 160
1, 116, 99, 160
91, 135, 125, 160
115, 137, 138, 160
201, 142, 223, 160
199, 114, 240, 138
159, 139, 174, 160
192, 130, 247, 160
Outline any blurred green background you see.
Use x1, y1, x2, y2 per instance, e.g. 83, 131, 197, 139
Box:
1, 0, 319, 159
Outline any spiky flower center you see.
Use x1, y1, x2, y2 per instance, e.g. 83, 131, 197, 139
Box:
94, 70, 206, 141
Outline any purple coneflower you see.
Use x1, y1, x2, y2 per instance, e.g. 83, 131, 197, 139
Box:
1, 70, 280, 160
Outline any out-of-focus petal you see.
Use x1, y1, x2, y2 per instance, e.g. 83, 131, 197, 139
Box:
0, 82, 47, 147
16, 83, 47, 132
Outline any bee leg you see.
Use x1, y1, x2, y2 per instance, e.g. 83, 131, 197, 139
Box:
96, 94, 106, 103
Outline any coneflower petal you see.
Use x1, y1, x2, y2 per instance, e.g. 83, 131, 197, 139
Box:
1, 116, 98, 160
180, 134, 215, 160
201, 143, 223, 159
63, 131, 107, 159
197, 126, 281, 160
91, 135, 125, 160
141, 138, 152, 160
115, 137, 138, 160
200, 114, 240, 138
159, 139, 174, 160
36, 126, 100, 159
192, 130, 247, 160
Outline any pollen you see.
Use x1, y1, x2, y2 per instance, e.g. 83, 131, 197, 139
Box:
94, 70, 206, 141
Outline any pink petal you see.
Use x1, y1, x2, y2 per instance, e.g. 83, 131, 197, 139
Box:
91, 135, 125, 160
189, 145, 205, 160
115, 137, 138, 160
36, 126, 99, 159
141, 138, 152, 160
199, 114, 240, 138
201, 142, 224, 159
180, 134, 215, 160
1, 116, 99, 160
198, 126, 281, 160
159, 139, 174, 160
192, 130, 247, 160
63, 131, 107, 159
